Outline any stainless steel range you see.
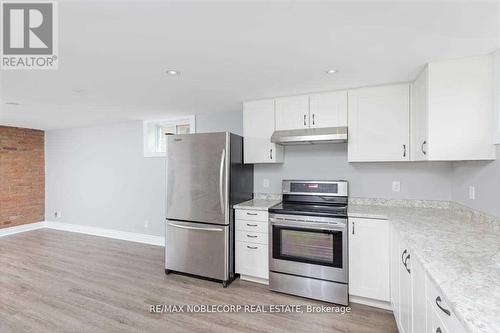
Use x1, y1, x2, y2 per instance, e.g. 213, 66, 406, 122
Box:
269, 180, 349, 305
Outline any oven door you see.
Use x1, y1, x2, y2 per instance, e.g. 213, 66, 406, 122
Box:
269, 217, 347, 283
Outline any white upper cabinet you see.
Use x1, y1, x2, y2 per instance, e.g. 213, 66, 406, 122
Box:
411, 54, 496, 161
309, 91, 348, 128
275, 95, 310, 130
411, 68, 429, 161
243, 99, 284, 164
348, 84, 410, 162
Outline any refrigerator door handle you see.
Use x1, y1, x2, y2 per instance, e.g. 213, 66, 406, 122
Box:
168, 222, 224, 232
219, 148, 226, 215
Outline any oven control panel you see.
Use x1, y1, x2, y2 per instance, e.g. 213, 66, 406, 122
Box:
282, 180, 348, 197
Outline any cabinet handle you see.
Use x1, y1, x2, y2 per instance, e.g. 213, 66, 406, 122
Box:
435, 296, 451, 316
246, 223, 258, 227
403, 144, 407, 158
421, 141, 427, 155
312, 113, 315, 125
246, 212, 258, 216
247, 245, 258, 250
303, 114, 307, 126
401, 249, 407, 266
270, 148, 273, 160
352, 221, 355, 235
404, 254, 411, 274
436, 328, 442, 333
246, 234, 258, 238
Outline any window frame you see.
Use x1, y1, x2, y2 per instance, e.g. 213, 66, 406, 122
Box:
143, 115, 196, 157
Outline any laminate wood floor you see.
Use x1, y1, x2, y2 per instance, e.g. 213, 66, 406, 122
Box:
0, 229, 398, 333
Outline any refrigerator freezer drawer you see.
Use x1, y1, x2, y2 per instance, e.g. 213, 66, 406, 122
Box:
166, 220, 229, 281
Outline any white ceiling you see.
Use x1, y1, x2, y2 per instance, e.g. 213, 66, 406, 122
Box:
1, 0, 499, 130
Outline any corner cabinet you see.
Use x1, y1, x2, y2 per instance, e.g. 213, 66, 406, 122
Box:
348, 84, 410, 162
348, 218, 390, 305
243, 99, 284, 164
391, 224, 467, 333
411, 54, 496, 161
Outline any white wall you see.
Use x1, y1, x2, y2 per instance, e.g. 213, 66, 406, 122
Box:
255, 144, 453, 200
45, 111, 243, 237
451, 145, 500, 217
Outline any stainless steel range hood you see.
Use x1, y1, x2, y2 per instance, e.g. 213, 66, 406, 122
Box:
271, 126, 348, 145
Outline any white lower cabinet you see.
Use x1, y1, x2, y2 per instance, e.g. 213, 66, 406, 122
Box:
391, 224, 467, 333
234, 208, 269, 284
348, 218, 390, 303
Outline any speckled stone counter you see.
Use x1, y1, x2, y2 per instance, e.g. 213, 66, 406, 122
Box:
348, 203, 500, 333
233, 198, 281, 211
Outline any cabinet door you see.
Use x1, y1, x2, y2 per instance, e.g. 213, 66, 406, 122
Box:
399, 243, 412, 333
348, 84, 410, 162
309, 91, 347, 128
411, 67, 429, 161
348, 218, 390, 301
243, 99, 283, 163
390, 226, 401, 326
412, 257, 427, 333
275, 95, 310, 130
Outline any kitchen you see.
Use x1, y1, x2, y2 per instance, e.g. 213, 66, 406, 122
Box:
1, 1, 499, 333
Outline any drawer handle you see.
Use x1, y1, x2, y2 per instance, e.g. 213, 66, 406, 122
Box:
247, 245, 258, 250
246, 212, 258, 216
246, 223, 258, 227
435, 296, 451, 316
436, 328, 441, 333
246, 234, 258, 238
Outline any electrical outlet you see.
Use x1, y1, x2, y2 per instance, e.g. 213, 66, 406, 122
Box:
144, 220, 149, 228
263, 178, 270, 188
468, 185, 475, 200
392, 181, 401, 193
54, 211, 62, 218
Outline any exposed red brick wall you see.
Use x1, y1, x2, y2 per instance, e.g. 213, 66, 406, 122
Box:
0, 126, 45, 229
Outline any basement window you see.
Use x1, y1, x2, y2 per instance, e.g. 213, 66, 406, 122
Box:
143, 116, 195, 157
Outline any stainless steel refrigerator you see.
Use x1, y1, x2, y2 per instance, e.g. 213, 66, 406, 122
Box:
165, 132, 253, 287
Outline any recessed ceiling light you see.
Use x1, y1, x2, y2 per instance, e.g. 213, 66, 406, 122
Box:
5, 101, 21, 106
326, 69, 338, 74
165, 69, 180, 76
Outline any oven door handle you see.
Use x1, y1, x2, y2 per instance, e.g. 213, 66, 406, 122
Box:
270, 221, 346, 232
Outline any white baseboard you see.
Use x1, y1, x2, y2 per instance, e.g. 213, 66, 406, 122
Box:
349, 295, 393, 311
45, 221, 164, 246
0, 221, 164, 247
0, 222, 47, 237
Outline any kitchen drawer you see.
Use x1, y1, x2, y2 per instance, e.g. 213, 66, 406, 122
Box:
235, 209, 268, 222
235, 219, 268, 233
427, 299, 450, 333
235, 241, 268, 280
235, 230, 268, 245
426, 276, 467, 333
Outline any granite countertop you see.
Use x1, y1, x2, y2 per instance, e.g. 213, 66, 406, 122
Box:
348, 204, 500, 333
233, 198, 281, 211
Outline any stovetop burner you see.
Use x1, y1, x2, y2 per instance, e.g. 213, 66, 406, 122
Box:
269, 202, 347, 218
269, 180, 349, 219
